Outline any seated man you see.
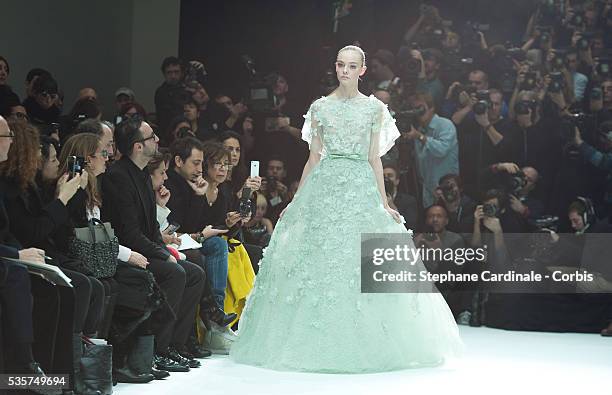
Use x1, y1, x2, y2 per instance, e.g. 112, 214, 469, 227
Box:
163, 137, 231, 310
102, 116, 214, 371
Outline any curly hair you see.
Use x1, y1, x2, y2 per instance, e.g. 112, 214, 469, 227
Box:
0, 120, 41, 192
58, 133, 102, 210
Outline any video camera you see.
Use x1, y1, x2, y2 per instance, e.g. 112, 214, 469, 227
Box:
395, 106, 426, 132
241, 54, 276, 113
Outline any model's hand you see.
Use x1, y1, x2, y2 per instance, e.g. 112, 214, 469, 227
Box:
385, 206, 402, 224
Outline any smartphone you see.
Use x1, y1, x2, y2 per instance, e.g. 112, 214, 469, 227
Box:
67, 156, 85, 179
250, 161, 260, 178
165, 223, 180, 234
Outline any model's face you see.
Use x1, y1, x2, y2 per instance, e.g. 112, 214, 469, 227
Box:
41, 144, 59, 181
569, 211, 585, 231
335, 50, 366, 86
150, 161, 168, 190
0, 117, 13, 162
176, 148, 203, 182
223, 137, 241, 167
426, 207, 448, 233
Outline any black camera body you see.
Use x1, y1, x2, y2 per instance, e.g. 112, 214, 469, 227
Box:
473, 90, 491, 115
520, 72, 538, 91
241, 55, 276, 114
514, 99, 537, 115
548, 72, 565, 93
529, 215, 560, 232
395, 106, 426, 132
482, 203, 498, 217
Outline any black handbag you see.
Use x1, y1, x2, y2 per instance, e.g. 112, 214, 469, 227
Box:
68, 219, 119, 278
79, 339, 113, 395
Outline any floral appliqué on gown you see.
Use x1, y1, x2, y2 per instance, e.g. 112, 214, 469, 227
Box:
230, 94, 463, 373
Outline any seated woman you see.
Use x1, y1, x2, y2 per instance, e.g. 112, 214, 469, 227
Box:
0, 123, 106, 389
54, 133, 156, 383
218, 131, 264, 269
200, 142, 255, 325
242, 193, 273, 248
148, 149, 237, 357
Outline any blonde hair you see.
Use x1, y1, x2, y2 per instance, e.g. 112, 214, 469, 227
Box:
338, 45, 366, 67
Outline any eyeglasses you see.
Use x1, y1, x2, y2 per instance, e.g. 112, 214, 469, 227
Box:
139, 133, 157, 143
0, 130, 15, 139
212, 162, 230, 170
92, 150, 109, 159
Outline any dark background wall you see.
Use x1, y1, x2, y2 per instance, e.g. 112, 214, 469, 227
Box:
179, 0, 534, 110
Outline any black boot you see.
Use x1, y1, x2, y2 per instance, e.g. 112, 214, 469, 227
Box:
112, 339, 154, 384
127, 335, 169, 380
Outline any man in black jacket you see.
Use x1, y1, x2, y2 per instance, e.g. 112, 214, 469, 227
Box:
101, 117, 205, 371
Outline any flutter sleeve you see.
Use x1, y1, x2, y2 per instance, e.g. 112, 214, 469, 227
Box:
301, 100, 321, 148
371, 99, 400, 157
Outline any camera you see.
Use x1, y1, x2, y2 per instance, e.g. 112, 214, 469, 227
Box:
520, 72, 538, 91
535, 25, 553, 46
482, 203, 498, 217
473, 90, 490, 115
67, 156, 85, 179
529, 215, 560, 232
241, 54, 275, 113
265, 176, 277, 193
548, 72, 565, 93
395, 106, 426, 132
503, 171, 527, 195
514, 99, 537, 115
550, 50, 567, 71
595, 57, 611, 77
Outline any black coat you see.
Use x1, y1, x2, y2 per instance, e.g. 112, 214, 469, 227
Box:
101, 157, 170, 262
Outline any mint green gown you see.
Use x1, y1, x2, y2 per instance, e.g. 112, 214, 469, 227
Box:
230, 95, 462, 373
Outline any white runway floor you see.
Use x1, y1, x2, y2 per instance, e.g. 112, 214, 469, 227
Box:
116, 326, 612, 395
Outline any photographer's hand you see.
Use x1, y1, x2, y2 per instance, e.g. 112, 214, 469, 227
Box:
474, 205, 484, 223
509, 195, 527, 215
482, 216, 502, 234
404, 125, 421, 140
446, 82, 461, 100
495, 162, 520, 174
57, 173, 82, 205
475, 112, 490, 128
200, 225, 229, 239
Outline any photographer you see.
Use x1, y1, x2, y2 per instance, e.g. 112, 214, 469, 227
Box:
482, 162, 545, 222
589, 79, 612, 124
434, 174, 476, 234
414, 204, 465, 277
261, 158, 290, 223
368, 49, 397, 92
403, 91, 458, 208
575, 122, 612, 221
566, 49, 589, 102
416, 48, 446, 109
154, 56, 189, 143
446, 70, 490, 126
457, 88, 511, 198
